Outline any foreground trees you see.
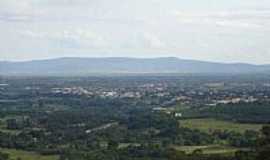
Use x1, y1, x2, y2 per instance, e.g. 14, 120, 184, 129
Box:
256, 125, 270, 160
0, 152, 9, 160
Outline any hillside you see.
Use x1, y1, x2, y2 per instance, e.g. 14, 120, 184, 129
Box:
0, 57, 269, 75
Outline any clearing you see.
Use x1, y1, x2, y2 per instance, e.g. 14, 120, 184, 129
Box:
0, 148, 59, 160
180, 118, 263, 133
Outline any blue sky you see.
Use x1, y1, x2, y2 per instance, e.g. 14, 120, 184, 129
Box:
0, 0, 270, 64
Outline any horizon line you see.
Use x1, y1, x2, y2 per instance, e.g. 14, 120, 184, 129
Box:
0, 56, 269, 66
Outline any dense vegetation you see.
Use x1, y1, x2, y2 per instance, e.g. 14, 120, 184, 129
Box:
201, 103, 270, 123
0, 75, 270, 159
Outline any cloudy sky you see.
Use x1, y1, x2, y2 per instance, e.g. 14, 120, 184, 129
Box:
0, 0, 270, 64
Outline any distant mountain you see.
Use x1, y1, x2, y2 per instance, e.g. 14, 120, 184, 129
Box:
0, 57, 269, 76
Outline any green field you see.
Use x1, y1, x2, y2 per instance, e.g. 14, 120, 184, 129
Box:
180, 118, 263, 133
0, 128, 20, 134
174, 145, 240, 155
0, 148, 59, 160
118, 143, 141, 148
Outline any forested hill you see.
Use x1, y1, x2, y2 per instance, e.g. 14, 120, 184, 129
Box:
1, 57, 269, 76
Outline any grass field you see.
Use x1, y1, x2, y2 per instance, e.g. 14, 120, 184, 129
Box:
174, 145, 240, 155
0, 128, 21, 134
0, 148, 59, 160
180, 118, 263, 133
118, 143, 141, 148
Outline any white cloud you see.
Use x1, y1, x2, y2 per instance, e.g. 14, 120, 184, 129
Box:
0, 1, 33, 13
18, 29, 108, 49
19, 30, 46, 38
142, 33, 166, 49
172, 10, 269, 29
215, 20, 263, 28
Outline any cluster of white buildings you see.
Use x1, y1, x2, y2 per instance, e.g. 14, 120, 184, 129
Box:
208, 96, 258, 106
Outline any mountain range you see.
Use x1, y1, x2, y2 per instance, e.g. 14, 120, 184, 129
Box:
1, 57, 269, 76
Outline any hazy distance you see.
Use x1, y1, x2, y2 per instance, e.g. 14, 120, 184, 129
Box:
1, 57, 270, 76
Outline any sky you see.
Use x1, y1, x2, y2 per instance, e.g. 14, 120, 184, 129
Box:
0, 0, 270, 64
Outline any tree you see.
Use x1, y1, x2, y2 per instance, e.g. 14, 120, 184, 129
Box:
108, 139, 119, 150
256, 125, 270, 160
0, 152, 9, 160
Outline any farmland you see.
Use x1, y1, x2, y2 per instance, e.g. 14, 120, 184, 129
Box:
180, 118, 263, 133
0, 148, 58, 160
173, 145, 242, 155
